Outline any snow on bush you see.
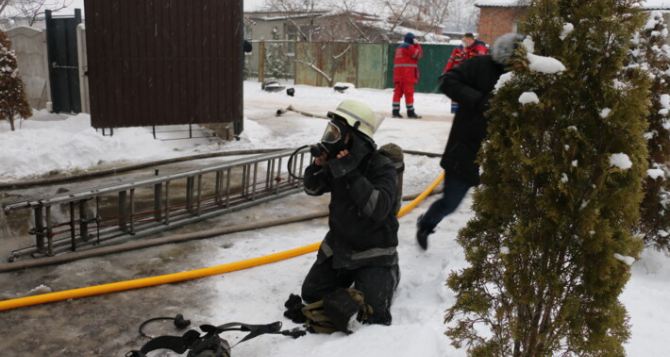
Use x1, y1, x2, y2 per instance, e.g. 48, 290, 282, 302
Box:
561, 173, 569, 183
600, 108, 612, 118
494, 72, 515, 92
560, 23, 575, 40
648, 168, 666, 179
522, 36, 535, 54
610, 153, 633, 170
519, 91, 540, 105
614, 253, 636, 266
527, 53, 566, 74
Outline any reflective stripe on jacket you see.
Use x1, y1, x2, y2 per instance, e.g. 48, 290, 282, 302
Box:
393, 44, 423, 83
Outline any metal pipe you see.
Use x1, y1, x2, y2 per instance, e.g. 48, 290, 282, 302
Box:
46, 206, 53, 256
0, 148, 291, 196
0, 211, 328, 273
69, 202, 76, 251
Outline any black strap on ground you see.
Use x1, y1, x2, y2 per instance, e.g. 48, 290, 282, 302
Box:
128, 317, 305, 357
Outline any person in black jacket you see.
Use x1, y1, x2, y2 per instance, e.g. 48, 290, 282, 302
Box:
300, 99, 400, 325
416, 33, 525, 250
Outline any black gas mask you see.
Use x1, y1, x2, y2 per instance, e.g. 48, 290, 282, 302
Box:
310, 119, 353, 159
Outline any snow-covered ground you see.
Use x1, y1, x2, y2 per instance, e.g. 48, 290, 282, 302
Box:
0, 81, 451, 183
0, 82, 669, 356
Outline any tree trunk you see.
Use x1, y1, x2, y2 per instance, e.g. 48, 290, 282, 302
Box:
9, 116, 15, 131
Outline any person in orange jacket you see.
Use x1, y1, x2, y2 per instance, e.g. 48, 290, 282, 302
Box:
392, 33, 423, 119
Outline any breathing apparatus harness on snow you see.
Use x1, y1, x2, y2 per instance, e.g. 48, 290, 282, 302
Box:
126, 314, 305, 357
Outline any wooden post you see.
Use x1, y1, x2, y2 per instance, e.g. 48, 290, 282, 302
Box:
258, 40, 266, 83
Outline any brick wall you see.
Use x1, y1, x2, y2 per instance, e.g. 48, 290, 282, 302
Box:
477, 7, 528, 44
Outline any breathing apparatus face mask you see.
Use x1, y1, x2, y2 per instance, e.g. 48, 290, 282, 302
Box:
310, 119, 352, 159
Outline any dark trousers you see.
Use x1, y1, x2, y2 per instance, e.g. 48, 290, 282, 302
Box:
419, 173, 472, 231
301, 258, 399, 325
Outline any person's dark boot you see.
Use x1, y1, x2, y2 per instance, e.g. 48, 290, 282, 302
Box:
392, 109, 403, 118
416, 214, 434, 250
407, 109, 422, 119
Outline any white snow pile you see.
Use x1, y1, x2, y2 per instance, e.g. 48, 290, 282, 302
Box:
522, 36, 535, 54
0, 113, 181, 181
519, 91, 540, 105
659, 94, 670, 116
528, 53, 567, 74
645, 11, 663, 30
494, 72, 515, 92
560, 23, 575, 40
521, 35, 566, 74
610, 153, 633, 170
648, 168, 666, 179
560, 173, 569, 183
600, 108, 612, 118
614, 253, 636, 266
26, 284, 52, 296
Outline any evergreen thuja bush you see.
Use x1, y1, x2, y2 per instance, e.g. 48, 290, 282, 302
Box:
0, 30, 31, 131
445, 1, 650, 356
629, 11, 670, 251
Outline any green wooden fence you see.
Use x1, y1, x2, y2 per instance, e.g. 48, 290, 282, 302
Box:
385, 43, 458, 93
292, 42, 457, 93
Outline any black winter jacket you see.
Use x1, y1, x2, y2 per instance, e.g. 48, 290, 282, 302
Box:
440, 55, 505, 186
303, 150, 399, 269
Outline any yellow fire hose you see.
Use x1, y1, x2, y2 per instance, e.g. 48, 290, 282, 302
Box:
0, 172, 445, 312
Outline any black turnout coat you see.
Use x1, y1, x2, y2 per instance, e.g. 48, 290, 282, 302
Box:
440, 55, 505, 186
303, 150, 399, 269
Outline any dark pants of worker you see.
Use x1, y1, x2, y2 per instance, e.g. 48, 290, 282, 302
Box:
418, 173, 472, 232
301, 258, 399, 325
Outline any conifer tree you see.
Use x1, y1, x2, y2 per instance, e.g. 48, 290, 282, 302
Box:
629, 11, 670, 251
0, 30, 31, 131
445, 1, 649, 356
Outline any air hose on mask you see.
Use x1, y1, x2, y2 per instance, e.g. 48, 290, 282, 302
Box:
287, 145, 311, 180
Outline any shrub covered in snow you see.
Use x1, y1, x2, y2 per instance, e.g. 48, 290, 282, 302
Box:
628, 11, 670, 252
445, 0, 649, 356
0, 30, 31, 131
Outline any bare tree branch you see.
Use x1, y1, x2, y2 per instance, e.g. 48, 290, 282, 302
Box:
0, 0, 11, 17
1, 0, 73, 26
294, 58, 332, 83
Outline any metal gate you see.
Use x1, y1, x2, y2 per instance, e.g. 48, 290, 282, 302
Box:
45, 9, 82, 113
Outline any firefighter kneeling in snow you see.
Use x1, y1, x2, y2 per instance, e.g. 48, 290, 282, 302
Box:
284, 100, 401, 331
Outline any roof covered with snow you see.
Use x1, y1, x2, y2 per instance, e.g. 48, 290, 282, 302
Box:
475, 0, 670, 9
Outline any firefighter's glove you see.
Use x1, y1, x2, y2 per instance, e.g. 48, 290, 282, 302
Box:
283, 294, 307, 323
329, 150, 366, 179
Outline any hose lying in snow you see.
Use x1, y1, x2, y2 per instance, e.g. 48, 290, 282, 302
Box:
276, 105, 329, 119
0, 148, 289, 191
0, 173, 445, 312
402, 149, 441, 158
